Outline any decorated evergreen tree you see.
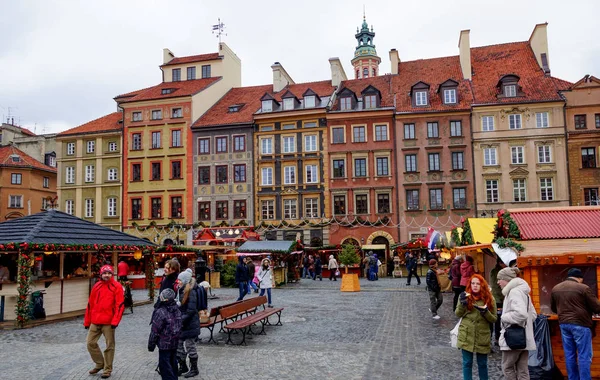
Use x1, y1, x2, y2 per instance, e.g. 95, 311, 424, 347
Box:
461, 220, 474, 246
338, 244, 360, 274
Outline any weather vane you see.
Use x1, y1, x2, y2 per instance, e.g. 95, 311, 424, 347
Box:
212, 18, 226, 43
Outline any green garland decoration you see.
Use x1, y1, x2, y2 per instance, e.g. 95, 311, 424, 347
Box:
450, 227, 461, 246
494, 237, 525, 253
145, 253, 157, 300
461, 220, 474, 246
0, 242, 153, 253
15, 250, 34, 328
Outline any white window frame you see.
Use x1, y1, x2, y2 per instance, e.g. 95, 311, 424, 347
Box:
85, 165, 95, 183
85, 199, 94, 218
538, 145, 552, 163
340, 97, 352, 111
261, 200, 275, 220
261, 167, 273, 186
353, 126, 366, 142
540, 178, 554, 201
66, 166, 75, 184
107, 197, 117, 217
511, 146, 525, 164
132, 111, 142, 122
486, 180, 499, 203
108, 168, 118, 181
482, 116, 494, 132
415, 91, 428, 106
504, 84, 517, 97
444, 89, 456, 104
67, 142, 75, 155
283, 199, 297, 219
484, 148, 497, 166
536, 112, 549, 128
374, 125, 388, 141
261, 138, 273, 155
152, 131, 161, 149
43, 177, 49, 188
108, 142, 118, 152
261, 100, 273, 112
450, 121, 462, 137
376, 157, 389, 176
513, 179, 527, 202
283, 98, 294, 111
304, 96, 316, 108
282, 136, 295, 153
151, 110, 162, 120
305, 165, 318, 183
65, 200, 74, 215
284, 166, 296, 185
9, 195, 23, 208
304, 135, 317, 152
304, 198, 319, 218
509, 114, 522, 129
86, 141, 95, 153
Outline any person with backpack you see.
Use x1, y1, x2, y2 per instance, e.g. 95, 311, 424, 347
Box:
175, 269, 200, 378
426, 259, 443, 320
369, 253, 378, 281
148, 288, 182, 380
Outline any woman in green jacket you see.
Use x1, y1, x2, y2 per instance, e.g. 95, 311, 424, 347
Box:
455, 274, 497, 380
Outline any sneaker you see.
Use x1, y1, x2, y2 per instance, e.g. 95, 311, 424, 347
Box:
405, 283, 411, 286
101, 373, 111, 379
432, 315, 441, 320
268, 304, 273, 308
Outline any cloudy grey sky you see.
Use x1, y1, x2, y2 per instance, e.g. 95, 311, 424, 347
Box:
1, 0, 598, 134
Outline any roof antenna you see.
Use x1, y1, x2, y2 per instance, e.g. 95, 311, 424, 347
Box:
212, 18, 226, 44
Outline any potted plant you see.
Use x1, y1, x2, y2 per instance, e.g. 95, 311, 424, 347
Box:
338, 244, 361, 292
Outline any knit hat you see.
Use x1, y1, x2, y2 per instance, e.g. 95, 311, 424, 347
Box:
567, 268, 583, 278
429, 259, 437, 267
497, 267, 520, 282
100, 265, 113, 274
178, 268, 193, 286
160, 288, 176, 302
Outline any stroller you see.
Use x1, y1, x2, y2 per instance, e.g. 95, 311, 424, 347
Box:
123, 281, 134, 313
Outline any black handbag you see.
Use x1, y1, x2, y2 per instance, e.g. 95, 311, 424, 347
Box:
504, 296, 529, 350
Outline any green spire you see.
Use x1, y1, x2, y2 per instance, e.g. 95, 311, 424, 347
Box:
354, 15, 377, 58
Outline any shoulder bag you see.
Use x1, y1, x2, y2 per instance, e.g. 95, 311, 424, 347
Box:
450, 318, 462, 348
504, 295, 529, 350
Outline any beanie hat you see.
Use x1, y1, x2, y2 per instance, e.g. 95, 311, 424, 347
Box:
497, 267, 520, 282
160, 288, 176, 302
567, 268, 583, 278
178, 268, 193, 286
100, 265, 113, 274
428, 259, 437, 267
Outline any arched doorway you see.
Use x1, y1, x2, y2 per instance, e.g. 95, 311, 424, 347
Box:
371, 236, 391, 277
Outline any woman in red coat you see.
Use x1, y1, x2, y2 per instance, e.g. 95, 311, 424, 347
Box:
459, 255, 475, 292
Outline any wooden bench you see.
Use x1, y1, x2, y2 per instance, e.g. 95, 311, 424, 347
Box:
199, 299, 246, 344
219, 296, 284, 346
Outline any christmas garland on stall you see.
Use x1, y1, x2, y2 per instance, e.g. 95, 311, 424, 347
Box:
0, 242, 149, 253
15, 250, 34, 328
145, 252, 158, 300
461, 219, 474, 245
492, 211, 524, 252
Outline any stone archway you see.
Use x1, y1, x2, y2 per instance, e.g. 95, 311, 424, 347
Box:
341, 236, 360, 248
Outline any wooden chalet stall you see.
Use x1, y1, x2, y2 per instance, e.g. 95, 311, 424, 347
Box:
0, 210, 156, 327
236, 240, 303, 286
504, 207, 600, 379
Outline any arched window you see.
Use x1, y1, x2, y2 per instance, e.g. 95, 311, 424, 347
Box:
356, 70, 360, 79
363, 68, 369, 78
372, 68, 377, 77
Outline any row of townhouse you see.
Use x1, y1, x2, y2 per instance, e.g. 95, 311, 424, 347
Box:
54, 20, 600, 256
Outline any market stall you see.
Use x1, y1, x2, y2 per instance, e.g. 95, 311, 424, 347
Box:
236, 240, 303, 286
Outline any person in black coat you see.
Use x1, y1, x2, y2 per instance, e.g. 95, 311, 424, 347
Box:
235, 256, 249, 301
176, 269, 200, 378
155, 259, 180, 308
313, 256, 323, 280
405, 252, 421, 286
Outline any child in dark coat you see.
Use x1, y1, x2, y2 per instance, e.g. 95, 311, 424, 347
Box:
149, 288, 182, 380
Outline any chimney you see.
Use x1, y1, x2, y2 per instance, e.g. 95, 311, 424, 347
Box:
529, 23, 551, 74
458, 30, 471, 80
389, 49, 400, 75
329, 58, 348, 88
271, 62, 295, 93
163, 48, 175, 65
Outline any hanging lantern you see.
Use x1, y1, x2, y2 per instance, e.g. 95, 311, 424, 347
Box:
228, 229, 234, 235
133, 250, 143, 260
234, 229, 240, 234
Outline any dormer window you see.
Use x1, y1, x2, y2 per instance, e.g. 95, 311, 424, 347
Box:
361, 85, 381, 110
364, 95, 376, 109
11, 155, 20, 163
228, 104, 243, 113
161, 88, 174, 95
262, 100, 273, 112
415, 91, 428, 106
504, 85, 516, 97
283, 98, 294, 111
340, 97, 352, 111
497, 75, 521, 98
304, 96, 316, 108
444, 89, 457, 104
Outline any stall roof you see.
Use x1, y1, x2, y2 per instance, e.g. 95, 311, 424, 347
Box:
508, 206, 600, 240
0, 209, 157, 247
519, 238, 600, 257
467, 218, 496, 244
237, 240, 296, 253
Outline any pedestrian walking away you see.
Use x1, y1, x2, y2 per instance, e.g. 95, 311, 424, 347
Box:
84, 265, 125, 379
551, 267, 600, 380
328, 254, 339, 281
148, 288, 182, 380
257, 258, 274, 307
176, 269, 200, 378
455, 274, 497, 380
313, 255, 323, 280
450, 256, 463, 312
426, 259, 444, 319
235, 256, 249, 301
362, 252, 371, 279
405, 252, 420, 286
459, 255, 475, 292
246, 257, 258, 294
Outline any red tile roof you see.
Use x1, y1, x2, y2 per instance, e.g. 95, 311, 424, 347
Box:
393, 55, 473, 113
335, 75, 397, 108
192, 84, 272, 128
508, 207, 600, 240
470, 42, 565, 105
551, 76, 573, 91
160, 53, 221, 67
0, 145, 56, 172
114, 77, 221, 103
270, 80, 335, 101
1, 123, 37, 137
57, 112, 122, 137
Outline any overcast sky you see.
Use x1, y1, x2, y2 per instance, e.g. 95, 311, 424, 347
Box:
1, 0, 598, 134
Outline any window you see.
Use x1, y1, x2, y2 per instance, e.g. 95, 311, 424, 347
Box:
304, 198, 318, 218
198, 166, 210, 184
233, 135, 245, 152
233, 164, 246, 182
376, 157, 389, 176
151, 162, 161, 180
364, 94, 376, 109
261, 168, 273, 185
333, 159, 345, 178
452, 152, 464, 170
43, 177, 49, 188
513, 179, 527, 202
415, 91, 428, 106
283, 199, 297, 219
198, 202, 210, 220
509, 114, 522, 129
216, 137, 227, 153
108, 141, 118, 152
261, 100, 273, 112
484, 148, 497, 166
536, 112, 549, 128
171, 130, 182, 147
332, 127, 345, 143
354, 158, 367, 177
444, 89, 457, 104
305, 165, 318, 183
375, 125, 388, 141
131, 199, 142, 219
427, 122, 439, 138
355, 194, 368, 214
429, 189, 443, 210
132, 164, 141, 181
151, 132, 161, 148
540, 178, 554, 201
108, 168, 118, 181
584, 188, 599, 206
46, 155, 56, 167
284, 166, 296, 184
85, 199, 94, 218
404, 124, 415, 139
363, 68, 369, 78
283, 98, 294, 111
198, 138, 209, 154
304, 135, 317, 152
216, 165, 228, 183
486, 180, 499, 203
261, 138, 272, 154
453, 188, 467, 209
107, 198, 117, 217
172, 68, 181, 81
171, 161, 182, 179
405, 155, 417, 172
283, 136, 295, 153
575, 115, 586, 129
450, 121, 462, 137
86, 141, 95, 153
201, 65, 211, 78
304, 96, 316, 108
511, 146, 525, 164
333, 195, 346, 215
151, 110, 162, 120
66, 166, 75, 184
428, 153, 440, 171
406, 190, 419, 210
67, 142, 75, 155
482, 116, 494, 131
132, 112, 142, 122
171, 196, 183, 218
504, 84, 517, 97
132, 133, 142, 150
187, 66, 196, 80
151, 198, 162, 219
596, 114, 600, 128
42, 197, 49, 210
377, 194, 390, 213
582, 148, 596, 168
9, 195, 23, 208
303, 121, 317, 128
65, 200, 74, 215
234, 200, 246, 219
171, 108, 182, 118
262, 200, 275, 220
340, 97, 352, 111
11, 173, 22, 185
538, 145, 551, 163
353, 126, 366, 142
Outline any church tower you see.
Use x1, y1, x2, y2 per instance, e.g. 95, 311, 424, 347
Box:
351, 14, 381, 79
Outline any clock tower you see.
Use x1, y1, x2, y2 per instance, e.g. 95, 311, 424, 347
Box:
351, 15, 381, 79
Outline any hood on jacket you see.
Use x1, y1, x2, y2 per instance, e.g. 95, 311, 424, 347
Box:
501, 277, 531, 297
238, 256, 245, 264
460, 261, 473, 270
452, 258, 462, 265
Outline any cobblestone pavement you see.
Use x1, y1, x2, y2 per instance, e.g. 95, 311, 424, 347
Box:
0, 277, 504, 380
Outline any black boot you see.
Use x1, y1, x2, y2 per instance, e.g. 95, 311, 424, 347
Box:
184, 357, 199, 378
178, 358, 189, 376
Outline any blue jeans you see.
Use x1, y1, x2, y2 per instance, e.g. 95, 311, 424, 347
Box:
462, 349, 488, 380
158, 349, 178, 380
237, 282, 247, 301
259, 288, 272, 305
247, 280, 258, 293
560, 323, 593, 380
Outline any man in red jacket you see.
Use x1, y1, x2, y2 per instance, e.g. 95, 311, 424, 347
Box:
84, 265, 125, 379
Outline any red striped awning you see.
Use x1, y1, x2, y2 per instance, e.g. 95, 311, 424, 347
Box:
508, 207, 600, 240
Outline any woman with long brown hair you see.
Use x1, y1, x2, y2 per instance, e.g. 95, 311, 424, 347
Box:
455, 274, 497, 380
